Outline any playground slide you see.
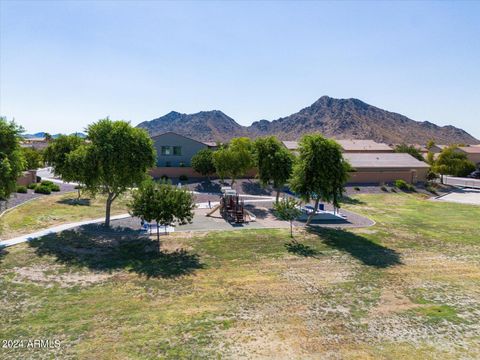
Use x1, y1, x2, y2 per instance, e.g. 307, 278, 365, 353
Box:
205, 204, 221, 217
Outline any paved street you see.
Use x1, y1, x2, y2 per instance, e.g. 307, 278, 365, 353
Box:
435, 188, 480, 206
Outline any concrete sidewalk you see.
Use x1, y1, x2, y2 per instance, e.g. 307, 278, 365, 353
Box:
0, 213, 131, 248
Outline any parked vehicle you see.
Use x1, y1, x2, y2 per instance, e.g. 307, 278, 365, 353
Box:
467, 170, 480, 179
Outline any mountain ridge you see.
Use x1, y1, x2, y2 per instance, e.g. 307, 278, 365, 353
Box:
137, 96, 479, 144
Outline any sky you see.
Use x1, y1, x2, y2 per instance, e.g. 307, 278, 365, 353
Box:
1, 1, 479, 139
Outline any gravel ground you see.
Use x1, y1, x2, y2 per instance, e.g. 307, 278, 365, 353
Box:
0, 182, 76, 213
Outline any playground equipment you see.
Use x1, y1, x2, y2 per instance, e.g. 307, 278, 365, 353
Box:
206, 187, 247, 223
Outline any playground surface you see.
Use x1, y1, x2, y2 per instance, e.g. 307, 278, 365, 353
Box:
111, 206, 291, 232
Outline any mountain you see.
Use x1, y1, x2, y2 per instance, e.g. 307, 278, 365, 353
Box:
22, 132, 86, 139
136, 110, 247, 141
137, 96, 479, 144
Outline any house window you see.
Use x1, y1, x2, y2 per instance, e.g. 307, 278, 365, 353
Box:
173, 146, 182, 156
161, 146, 172, 155
165, 161, 171, 167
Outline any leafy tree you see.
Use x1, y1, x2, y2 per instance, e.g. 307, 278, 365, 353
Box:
433, 146, 476, 178
212, 147, 231, 182
129, 179, 195, 248
44, 134, 85, 179
289, 134, 350, 226
191, 148, 216, 179
0, 117, 26, 201
426, 139, 436, 151
83, 119, 156, 227
212, 137, 254, 185
254, 136, 294, 202
21, 147, 43, 170
394, 144, 424, 161
273, 196, 301, 237
426, 151, 435, 166
44, 133, 53, 142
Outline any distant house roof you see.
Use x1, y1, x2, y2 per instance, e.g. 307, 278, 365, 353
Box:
336, 140, 393, 152
344, 153, 429, 169
282, 141, 298, 150
151, 131, 216, 147
281, 139, 392, 152
458, 146, 480, 154
202, 141, 218, 147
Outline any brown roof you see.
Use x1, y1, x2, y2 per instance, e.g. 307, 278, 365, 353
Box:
282, 139, 392, 152
344, 153, 429, 169
458, 146, 480, 154
336, 140, 392, 152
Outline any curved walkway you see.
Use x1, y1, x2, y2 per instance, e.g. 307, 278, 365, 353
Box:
0, 214, 130, 248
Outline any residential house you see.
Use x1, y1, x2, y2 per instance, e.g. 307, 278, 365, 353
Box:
149, 132, 217, 178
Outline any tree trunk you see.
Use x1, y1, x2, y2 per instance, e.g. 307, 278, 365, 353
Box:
156, 222, 160, 252
305, 197, 320, 226
290, 220, 293, 238
276, 189, 280, 203
104, 193, 113, 227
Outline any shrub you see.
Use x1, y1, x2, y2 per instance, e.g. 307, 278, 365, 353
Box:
74, 185, 82, 189
380, 185, 388, 192
16, 186, 28, 193
160, 175, 169, 181
394, 179, 409, 190
41, 180, 54, 187
394, 179, 416, 192
354, 186, 360, 191
179, 174, 188, 181
27, 183, 37, 190
426, 185, 438, 195
34, 185, 52, 194
426, 170, 439, 181
50, 184, 61, 192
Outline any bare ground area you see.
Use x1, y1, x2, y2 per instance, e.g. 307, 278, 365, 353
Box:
1, 193, 479, 359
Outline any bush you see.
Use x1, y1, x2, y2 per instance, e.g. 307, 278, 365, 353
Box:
354, 186, 360, 191
160, 175, 169, 181
50, 184, 61, 192
426, 185, 438, 195
179, 174, 188, 181
426, 170, 439, 181
41, 180, 54, 187
394, 179, 416, 192
74, 185, 82, 189
16, 186, 28, 193
27, 183, 37, 190
34, 185, 52, 194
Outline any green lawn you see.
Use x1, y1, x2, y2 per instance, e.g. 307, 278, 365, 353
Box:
0, 192, 131, 238
1, 193, 479, 359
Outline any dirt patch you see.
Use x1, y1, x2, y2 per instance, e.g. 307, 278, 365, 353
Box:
13, 264, 113, 288
371, 288, 420, 316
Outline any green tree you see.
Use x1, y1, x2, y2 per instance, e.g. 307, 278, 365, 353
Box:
212, 137, 254, 185
433, 146, 476, 178
426, 139, 436, 151
191, 148, 216, 179
44, 134, 85, 180
212, 147, 230, 182
0, 117, 26, 201
128, 179, 195, 248
254, 136, 294, 203
273, 196, 301, 237
44, 133, 53, 142
21, 147, 43, 170
84, 119, 156, 227
394, 144, 425, 161
289, 134, 350, 226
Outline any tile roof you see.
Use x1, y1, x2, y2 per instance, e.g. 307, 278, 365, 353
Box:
336, 139, 393, 151
458, 146, 480, 154
344, 153, 429, 168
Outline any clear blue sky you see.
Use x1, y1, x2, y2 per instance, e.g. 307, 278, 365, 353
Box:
1, 0, 479, 138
